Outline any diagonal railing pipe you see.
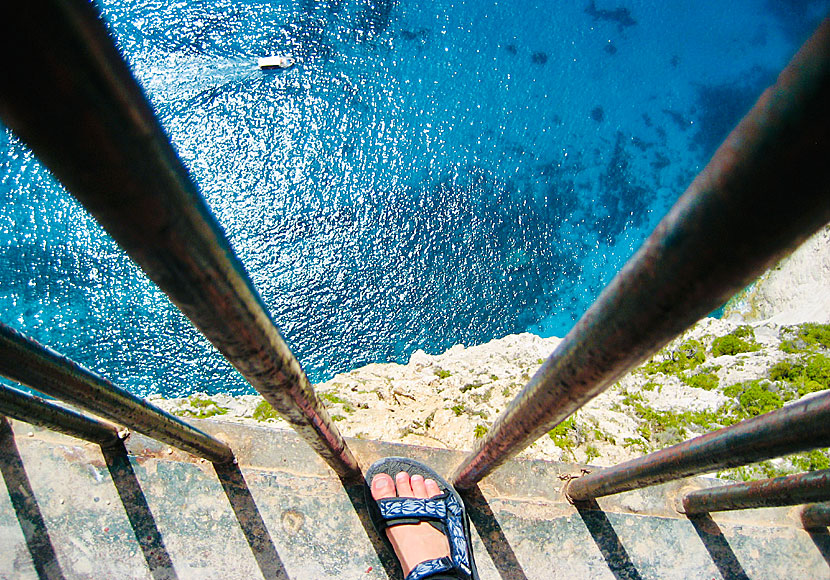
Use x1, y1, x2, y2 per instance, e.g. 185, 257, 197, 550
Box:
0, 1, 359, 479
567, 391, 830, 501
0, 324, 234, 463
451, 18, 830, 489
681, 469, 830, 514
0, 383, 122, 448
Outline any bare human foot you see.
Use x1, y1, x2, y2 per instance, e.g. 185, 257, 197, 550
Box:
371, 471, 451, 577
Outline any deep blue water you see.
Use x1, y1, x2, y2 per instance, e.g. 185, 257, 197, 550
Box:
1, 0, 827, 396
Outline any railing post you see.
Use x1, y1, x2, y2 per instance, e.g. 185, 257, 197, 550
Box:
681, 470, 830, 514
0, 384, 122, 448
0, 324, 234, 463
801, 502, 830, 529
566, 392, 830, 501
451, 18, 830, 489
0, 1, 360, 479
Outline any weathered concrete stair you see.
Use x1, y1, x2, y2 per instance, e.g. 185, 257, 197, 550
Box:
1, 417, 827, 579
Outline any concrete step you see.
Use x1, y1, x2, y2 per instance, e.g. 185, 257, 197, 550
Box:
1, 417, 827, 579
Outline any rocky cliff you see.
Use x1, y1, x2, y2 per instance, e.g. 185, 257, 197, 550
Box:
153, 226, 830, 480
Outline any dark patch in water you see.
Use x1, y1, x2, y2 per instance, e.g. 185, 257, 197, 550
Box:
765, 0, 830, 44
662, 109, 690, 131
641, 113, 652, 127
631, 136, 651, 151
353, 0, 396, 42
505, 44, 518, 55
584, 1, 637, 32
400, 28, 430, 43
670, 54, 680, 68
531, 51, 548, 65
590, 106, 605, 122
603, 43, 617, 55
595, 132, 653, 242
692, 71, 773, 159
651, 152, 671, 170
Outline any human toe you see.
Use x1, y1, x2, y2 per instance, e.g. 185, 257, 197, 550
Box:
395, 471, 414, 497
371, 473, 396, 500
410, 474, 428, 498
424, 478, 441, 498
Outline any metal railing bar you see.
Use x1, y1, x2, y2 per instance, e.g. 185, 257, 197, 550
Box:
0, 324, 234, 463
681, 469, 830, 515
0, 2, 359, 478
800, 502, 830, 529
451, 17, 830, 489
0, 383, 122, 447
566, 392, 830, 501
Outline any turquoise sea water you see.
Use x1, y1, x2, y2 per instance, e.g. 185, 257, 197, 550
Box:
1, 1, 827, 396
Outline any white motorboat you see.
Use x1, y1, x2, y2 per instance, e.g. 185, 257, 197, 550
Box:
257, 55, 296, 70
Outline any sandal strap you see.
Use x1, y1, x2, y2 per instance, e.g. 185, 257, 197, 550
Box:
405, 557, 457, 580
377, 493, 449, 522
376, 493, 472, 579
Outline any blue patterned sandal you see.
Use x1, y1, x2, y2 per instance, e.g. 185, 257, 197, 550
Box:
365, 457, 480, 580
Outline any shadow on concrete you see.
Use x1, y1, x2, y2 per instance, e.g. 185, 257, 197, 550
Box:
461, 485, 529, 580
339, 476, 403, 580
214, 461, 290, 580
103, 442, 179, 580
0, 417, 66, 580
687, 512, 750, 580
574, 499, 643, 580
806, 529, 830, 568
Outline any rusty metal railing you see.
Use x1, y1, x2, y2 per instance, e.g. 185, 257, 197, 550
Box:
566, 391, 830, 501
451, 17, 830, 490
0, 0, 828, 519
681, 469, 830, 515
801, 502, 830, 529
0, 383, 122, 448
0, 323, 234, 463
0, 0, 359, 480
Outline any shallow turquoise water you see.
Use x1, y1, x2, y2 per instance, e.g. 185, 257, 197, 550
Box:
1, 0, 827, 396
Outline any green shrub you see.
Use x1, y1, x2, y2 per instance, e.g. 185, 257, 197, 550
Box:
548, 416, 577, 450
792, 450, 830, 471
585, 445, 600, 462
769, 361, 804, 382
682, 372, 719, 391
732, 325, 755, 339
321, 392, 349, 405
711, 332, 760, 357
253, 401, 279, 421
780, 340, 802, 354
800, 323, 830, 348
175, 396, 229, 419
806, 354, 830, 386
644, 340, 706, 375
435, 369, 452, 379
473, 424, 488, 439
768, 355, 829, 396
725, 380, 783, 418
451, 404, 464, 416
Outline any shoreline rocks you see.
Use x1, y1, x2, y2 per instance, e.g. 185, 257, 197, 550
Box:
151, 227, 830, 480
